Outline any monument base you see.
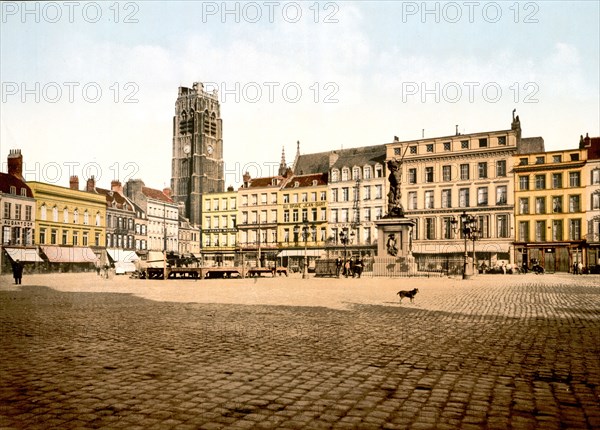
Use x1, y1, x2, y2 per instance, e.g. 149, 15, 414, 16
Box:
373, 217, 418, 277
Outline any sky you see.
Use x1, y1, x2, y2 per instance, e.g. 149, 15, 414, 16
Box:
1, 1, 599, 190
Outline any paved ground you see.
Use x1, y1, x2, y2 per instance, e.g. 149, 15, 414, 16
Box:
0, 273, 599, 429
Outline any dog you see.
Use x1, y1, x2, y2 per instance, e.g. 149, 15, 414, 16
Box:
397, 288, 419, 303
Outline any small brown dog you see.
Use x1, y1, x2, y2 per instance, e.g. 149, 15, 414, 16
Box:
397, 288, 419, 303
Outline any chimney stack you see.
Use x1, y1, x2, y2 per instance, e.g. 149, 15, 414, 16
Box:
86, 176, 96, 192
111, 180, 123, 194
69, 175, 79, 190
7, 149, 23, 180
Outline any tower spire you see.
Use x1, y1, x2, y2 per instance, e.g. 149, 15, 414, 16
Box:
278, 146, 287, 177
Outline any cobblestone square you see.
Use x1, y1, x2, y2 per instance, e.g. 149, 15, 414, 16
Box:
1, 273, 599, 429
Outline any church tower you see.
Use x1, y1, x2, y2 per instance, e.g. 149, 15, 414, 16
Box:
171, 82, 225, 226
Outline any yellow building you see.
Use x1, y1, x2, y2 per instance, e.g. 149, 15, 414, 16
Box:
513, 147, 588, 272
277, 173, 328, 270
201, 188, 238, 266
28, 176, 106, 266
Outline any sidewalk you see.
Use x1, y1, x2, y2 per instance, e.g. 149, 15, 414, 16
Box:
1, 273, 599, 429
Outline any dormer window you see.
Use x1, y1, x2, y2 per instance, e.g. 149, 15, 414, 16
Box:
312, 180, 318, 186
341, 168, 350, 181
20, 188, 27, 196
331, 169, 339, 182
9, 186, 16, 194
363, 166, 372, 179
294, 181, 300, 188
272, 178, 278, 186
352, 167, 361, 180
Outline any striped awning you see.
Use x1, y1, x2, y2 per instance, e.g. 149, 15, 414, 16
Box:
106, 248, 139, 263
4, 247, 44, 262
276, 249, 324, 258
40, 246, 99, 263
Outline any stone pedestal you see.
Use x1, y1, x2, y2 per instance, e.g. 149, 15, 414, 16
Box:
373, 217, 417, 276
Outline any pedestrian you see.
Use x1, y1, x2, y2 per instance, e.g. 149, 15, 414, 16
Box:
344, 259, 351, 278
335, 257, 342, 277
577, 261, 583, 275
11, 259, 23, 285
573, 262, 578, 275
501, 262, 506, 275
354, 257, 363, 278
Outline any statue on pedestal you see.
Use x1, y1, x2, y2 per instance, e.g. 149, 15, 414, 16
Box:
386, 158, 404, 218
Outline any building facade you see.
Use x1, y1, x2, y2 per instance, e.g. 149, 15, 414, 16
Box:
582, 134, 600, 269
513, 145, 588, 272
171, 82, 225, 226
201, 188, 238, 266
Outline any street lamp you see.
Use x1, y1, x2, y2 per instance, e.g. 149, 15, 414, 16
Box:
339, 228, 355, 260
294, 221, 310, 279
451, 211, 479, 280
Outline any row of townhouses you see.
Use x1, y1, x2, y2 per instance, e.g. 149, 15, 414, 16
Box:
2, 82, 599, 274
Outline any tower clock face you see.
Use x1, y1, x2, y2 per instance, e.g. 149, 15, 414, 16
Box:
183, 144, 191, 154
207, 145, 213, 155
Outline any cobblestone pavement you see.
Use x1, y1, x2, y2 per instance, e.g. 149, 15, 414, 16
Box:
1, 273, 599, 429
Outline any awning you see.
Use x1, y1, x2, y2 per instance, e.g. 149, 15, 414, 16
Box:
106, 248, 139, 263
4, 247, 44, 263
40, 246, 99, 263
277, 249, 324, 258
413, 242, 510, 254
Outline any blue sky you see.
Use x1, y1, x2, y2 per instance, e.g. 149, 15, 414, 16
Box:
1, 1, 599, 189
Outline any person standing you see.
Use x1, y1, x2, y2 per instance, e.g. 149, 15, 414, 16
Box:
335, 257, 342, 277
11, 259, 23, 285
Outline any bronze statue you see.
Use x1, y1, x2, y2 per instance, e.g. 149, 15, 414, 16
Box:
386, 234, 398, 256
386, 158, 404, 217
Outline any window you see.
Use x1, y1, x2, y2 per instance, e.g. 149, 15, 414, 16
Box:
363, 207, 371, 222
570, 153, 579, 161
569, 195, 580, 212
62, 230, 67, 245
3, 203, 11, 219
442, 217, 454, 239
408, 168, 417, 184
535, 197, 546, 214
73, 209, 79, 223
441, 189, 452, 208
496, 186, 507, 204
477, 215, 490, 239
425, 167, 434, 183
408, 192, 417, 210
478, 138, 488, 148
363, 166, 372, 179
443, 142, 451, 151
320, 208, 326, 221
552, 220, 563, 241
477, 187, 488, 206
519, 158, 528, 166
251, 194, 258, 205
341, 168, 349, 181
83, 211, 89, 225
301, 193, 308, 202
569, 172, 581, 187
496, 160, 506, 177
52, 206, 58, 222
459, 189, 470, 208
9, 186, 16, 195
283, 210, 289, 223
363, 186, 371, 200
25, 206, 32, 221
593, 192, 600, 210
460, 164, 469, 180
569, 219, 581, 240
518, 221, 529, 242
519, 176, 529, 191
497, 136, 507, 146
50, 229, 57, 245
425, 190, 434, 209
320, 191, 326, 201
331, 189, 338, 202
535, 175, 546, 190
83, 232, 88, 246
426, 144, 434, 153
535, 156, 545, 164
425, 218, 435, 239
497, 215, 509, 238
330, 209, 338, 223
73, 231, 79, 246
552, 155, 562, 163
375, 207, 383, 220
310, 192, 317, 202
302, 209, 308, 222
374, 164, 383, 178
535, 221, 546, 242
39, 228, 46, 244
261, 193, 267, 204
342, 188, 349, 202
352, 167, 361, 180
478, 162, 487, 179
292, 210, 299, 222
551, 173, 562, 189
331, 170, 339, 182
341, 208, 349, 222
461, 140, 469, 149
409, 146, 417, 154
552, 196, 562, 213
242, 195, 248, 206
519, 198, 529, 214
592, 169, 600, 185
292, 193, 298, 203
442, 165, 451, 181
375, 185, 383, 199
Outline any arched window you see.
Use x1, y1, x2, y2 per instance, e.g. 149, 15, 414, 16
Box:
331, 169, 339, 182
63, 208, 69, 223
83, 210, 89, 225
341, 168, 350, 181
52, 206, 58, 222
352, 167, 361, 180
73, 209, 79, 224
363, 166, 372, 179
40, 204, 47, 221
96, 212, 101, 226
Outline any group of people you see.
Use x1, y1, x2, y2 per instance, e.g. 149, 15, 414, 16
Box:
335, 256, 364, 278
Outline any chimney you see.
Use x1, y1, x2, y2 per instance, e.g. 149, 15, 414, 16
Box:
111, 180, 123, 194
328, 151, 339, 168
86, 176, 96, 192
7, 149, 23, 180
69, 175, 79, 190
163, 187, 171, 198
243, 172, 251, 188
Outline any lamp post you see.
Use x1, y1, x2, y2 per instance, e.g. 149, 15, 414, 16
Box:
302, 220, 309, 279
451, 211, 479, 280
339, 228, 355, 260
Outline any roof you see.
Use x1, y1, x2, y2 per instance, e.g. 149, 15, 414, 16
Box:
241, 176, 288, 190
294, 144, 386, 175
142, 186, 173, 203
283, 173, 328, 189
517, 137, 545, 154
0, 173, 34, 198
586, 137, 600, 160
95, 187, 134, 211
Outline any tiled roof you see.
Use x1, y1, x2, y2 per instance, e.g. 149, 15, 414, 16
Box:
587, 137, 600, 160
0, 173, 34, 198
96, 187, 134, 211
243, 176, 288, 189
142, 186, 173, 203
283, 173, 328, 189
294, 144, 387, 175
